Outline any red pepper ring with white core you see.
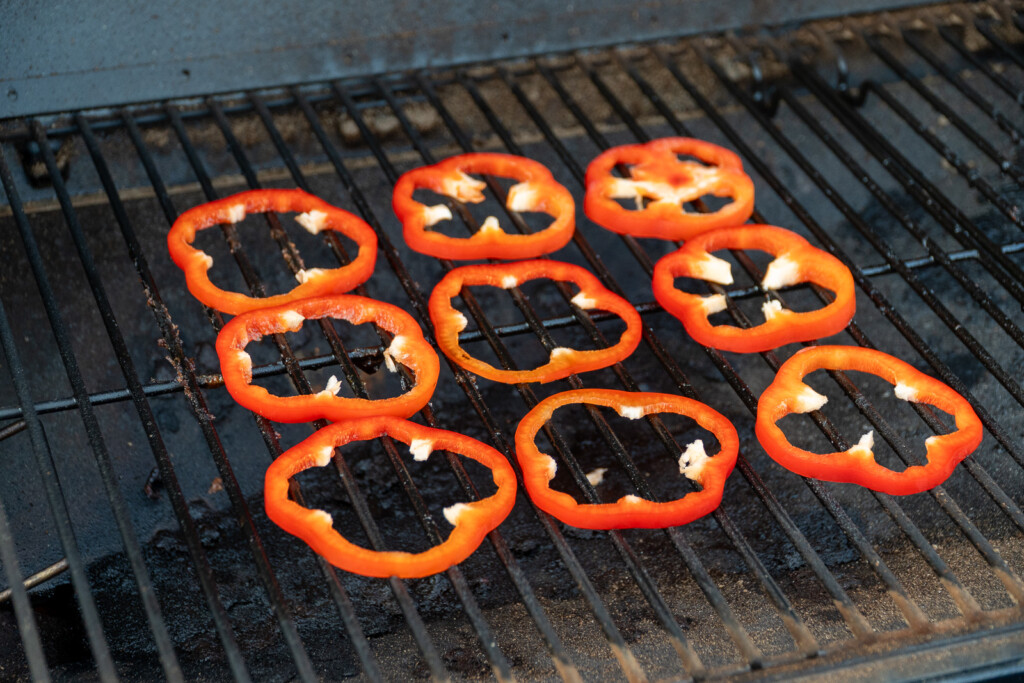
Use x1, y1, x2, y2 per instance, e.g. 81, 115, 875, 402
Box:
652, 225, 856, 354
168, 188, 378, 315
392, 152, 575, 260
514, 389, 739, 529
756, 345, 983, 495
265, 417, 518, 578
216, 295, 439, 422
584, 137, 754, 241
428, 260, 642, 384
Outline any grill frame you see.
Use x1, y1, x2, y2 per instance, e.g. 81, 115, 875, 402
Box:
2, 4, 1024, 680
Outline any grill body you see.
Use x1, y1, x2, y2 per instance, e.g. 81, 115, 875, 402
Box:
1, 0, 934, 118
2, 3, 1024, 680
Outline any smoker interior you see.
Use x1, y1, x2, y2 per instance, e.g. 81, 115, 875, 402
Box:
2, 4, 1024, 680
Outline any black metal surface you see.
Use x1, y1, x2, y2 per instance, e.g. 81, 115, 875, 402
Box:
0, 0, 937, 119
1, 3, 1024, 680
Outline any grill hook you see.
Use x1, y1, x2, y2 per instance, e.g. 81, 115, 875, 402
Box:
809, 26, 866, 106
722, 34, 780, 117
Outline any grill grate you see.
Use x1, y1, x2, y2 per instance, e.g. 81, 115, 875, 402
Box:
2, 4, 1024, 680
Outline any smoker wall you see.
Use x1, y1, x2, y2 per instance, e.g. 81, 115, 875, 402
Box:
1, 0, 936, 118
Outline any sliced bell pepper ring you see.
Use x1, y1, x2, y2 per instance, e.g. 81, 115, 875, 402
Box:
756, 345, 983, 495
217, 295, 439, 422
514, 389, 738, 529
428, 260, 642, 384
652, 225, 856, 353
584, 137, 755, 240
265, 416, 517, 578
392, 153, 575, 260
168, 188, 378, 315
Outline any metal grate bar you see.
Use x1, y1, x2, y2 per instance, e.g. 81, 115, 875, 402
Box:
247, 88, 591, 683
1013, 11, 1024, 40
780, 39, 1024, 308
577, 48, 933, 630
0, 217, 1018, 427
0, 149, 120, 681
331, 76, 654, 679
610, 48, 978, 623
899, 27, 1024, 143
652, 37, 1024, 607
290, 85, 587, 683
938, 20, 1024, 106
1, 140, 186, 680
0, 81, 436, 144
792, 63, 1024, 410
679, 44, 1024, 601
764, 83, 1024, 522
332, 77, 663, 680
634, 38, 995, 626
161, 102, 412, 682
708, 45, 1024, 480
206, 92, 512, 682
439, 67, 821, 659
71, 113, 255, 682
758, 67, 1024, 474
864, 77, 1024, 302
0, 304, 652, 420
209, 89, 510, 682
865, 34, 1024, 240
0, 452, 50, 680
672, 39, 1024, 575
765, 85, 1024, 543
818, 35, 1024, 296
118, 107, 321, 683
517, 55, 865, 644
386, 67, 756, 672
904, 23, 1024, 173
973, 16, 1024, 74
376, 69, 729, 671
29, 124, 190, 679
787, 74, 1024, 348
519, 58, 876, 638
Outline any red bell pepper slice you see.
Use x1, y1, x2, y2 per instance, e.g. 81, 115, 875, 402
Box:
756, 345, 983, 495
217, 295, 439, 422
168, 188, 378, 315
392, 153, 575, 260
265, 416, 517, 578
428, 260, 642, 384
514, 389, 738, 529
584, 137, 754, 240
652, 225, 855, 353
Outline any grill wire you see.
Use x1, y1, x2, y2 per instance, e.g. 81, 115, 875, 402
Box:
2, 5, 1024, 680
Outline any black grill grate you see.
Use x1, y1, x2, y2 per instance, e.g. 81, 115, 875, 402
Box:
2, 5, 1024, 680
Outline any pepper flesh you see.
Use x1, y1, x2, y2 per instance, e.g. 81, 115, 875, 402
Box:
584, 137, 754, 240
168, 188, 378, 315
392, 153, 575, 260
515, 389, 738, 529
429, 260, 642, 384
652, 225, 855, 353
217, 295, 439, 422
265, 417, 517, 578
756, 345, 983, 495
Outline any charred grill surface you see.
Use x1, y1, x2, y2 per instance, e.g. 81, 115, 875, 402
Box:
2, 4, 1024, 680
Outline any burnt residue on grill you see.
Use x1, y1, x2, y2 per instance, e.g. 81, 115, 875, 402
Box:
2, 3, 1024, 681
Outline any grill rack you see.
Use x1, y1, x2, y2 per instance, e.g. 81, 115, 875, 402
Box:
2, 4, 1024, 680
